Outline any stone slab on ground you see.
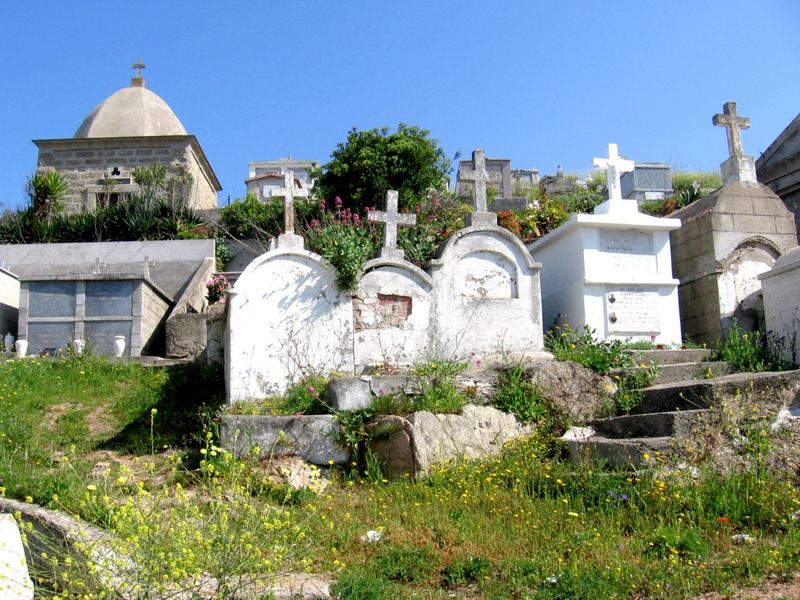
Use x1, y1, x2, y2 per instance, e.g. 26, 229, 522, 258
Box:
625, 348, 713, 366
327, 375, 417, 411
0, 514, 34, 600
220, 414, 349, 465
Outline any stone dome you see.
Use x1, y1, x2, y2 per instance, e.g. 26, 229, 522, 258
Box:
74, 80, 187, 138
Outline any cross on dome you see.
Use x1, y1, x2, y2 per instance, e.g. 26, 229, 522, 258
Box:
368, 190, 416, 260
713, 101, 750, 159
593, 143, 634, 202
274, 171, 308, 235
132, 59, 146, 78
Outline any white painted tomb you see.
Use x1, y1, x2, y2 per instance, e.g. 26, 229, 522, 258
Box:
759, 246, 800, 366
528, 144, 682, 345
226, 161, 545, 403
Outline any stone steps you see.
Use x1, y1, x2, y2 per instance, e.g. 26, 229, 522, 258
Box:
564, 363, 800, 469
624, 348, 713, 367
591, 409, 707, 438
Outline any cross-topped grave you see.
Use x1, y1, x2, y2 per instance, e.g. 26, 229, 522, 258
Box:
368, 190, 416, 260
460, 149, 501, 226
274, 170, 308, 248
92, 257, 107, 274
592, 143, 638, 215
712, 101, 757, 185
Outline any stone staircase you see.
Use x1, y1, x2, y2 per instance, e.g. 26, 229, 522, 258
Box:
563, 349, 800, 468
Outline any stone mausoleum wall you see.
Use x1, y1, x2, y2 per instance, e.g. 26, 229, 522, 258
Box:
670, 181, 797, 343
35, 136, 218, 211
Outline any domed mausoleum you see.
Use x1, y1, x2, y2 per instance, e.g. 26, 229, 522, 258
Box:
33, 62, 220, 211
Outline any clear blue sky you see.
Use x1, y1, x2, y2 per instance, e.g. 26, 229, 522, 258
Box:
1, 1, 798, 209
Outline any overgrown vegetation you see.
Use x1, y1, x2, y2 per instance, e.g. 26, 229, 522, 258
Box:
0, 167, 207, 244
492, 363, 547, 424
714, 321, 789, 373
5, 355, 800, 598
545, 324, 635, 375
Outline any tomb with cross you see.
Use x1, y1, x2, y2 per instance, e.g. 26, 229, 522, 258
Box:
713, 101, 757, 185
592, 143, 638, 215
459, 149, 502, 226
273, 170, 309, 248
368, 190, 416, 260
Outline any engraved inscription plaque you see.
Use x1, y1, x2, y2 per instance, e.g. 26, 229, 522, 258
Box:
605, 287, 660, 333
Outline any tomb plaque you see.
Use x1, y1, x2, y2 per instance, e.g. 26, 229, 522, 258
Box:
599, 229, 655, 276
605, 287, 660, 333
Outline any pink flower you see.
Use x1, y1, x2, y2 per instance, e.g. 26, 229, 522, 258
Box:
335, 196, 343, 208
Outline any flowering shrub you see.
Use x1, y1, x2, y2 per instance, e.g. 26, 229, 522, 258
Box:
303, 198, 380, 293
206, 273, 230, 304
397, 191, 470, 266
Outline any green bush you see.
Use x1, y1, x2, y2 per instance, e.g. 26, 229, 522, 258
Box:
442, 556, 493, 586
282, 375, 331, 415
412, 359, 469, 414
492, 364, 547, 423
714, 321, 788, 372
375, 545, 437, 583
545, 324, 634, 375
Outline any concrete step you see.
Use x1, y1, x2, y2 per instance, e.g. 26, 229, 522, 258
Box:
618, 361, 733, 385
625, 348, 713, 367
562, 428, 673, 468
591, 409, 707, 438
634, 369, 800, 415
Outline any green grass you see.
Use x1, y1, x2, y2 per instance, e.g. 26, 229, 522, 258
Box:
4, 355, 800, 599
0, 355, 224, 509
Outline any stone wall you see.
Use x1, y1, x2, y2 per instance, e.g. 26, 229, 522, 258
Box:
760, 247, 800, 366
35, 136, 218, 211
670, 181, 797, 343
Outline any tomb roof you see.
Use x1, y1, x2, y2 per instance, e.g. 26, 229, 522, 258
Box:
74, 68, 187, 138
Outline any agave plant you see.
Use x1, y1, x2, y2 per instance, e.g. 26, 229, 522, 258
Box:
26, 170, 69, 220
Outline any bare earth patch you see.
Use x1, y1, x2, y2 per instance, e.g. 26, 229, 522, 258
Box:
698, 573, 800, 599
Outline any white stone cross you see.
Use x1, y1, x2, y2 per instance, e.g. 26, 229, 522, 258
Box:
273, 170, 309, 236
593, 143, 635, 202
713, 101, 750, 158
460, 149, 502, 213
368, 190, 416, 260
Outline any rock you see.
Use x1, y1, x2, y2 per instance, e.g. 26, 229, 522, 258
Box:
530, 360, 610, 423
732, 533, 756, 545
0, 514, 34, 600
327, 375, 417, 411
266, 457, 328, 493
408, 405, 533, 475
360, 530, 383, 543
220, 415, 349, 466
366, 415, 415, 479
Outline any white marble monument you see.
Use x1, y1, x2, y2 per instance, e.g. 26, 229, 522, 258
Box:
759, 246, 800, 366
528, 144, 682, 345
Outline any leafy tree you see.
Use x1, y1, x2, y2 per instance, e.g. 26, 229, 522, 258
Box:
312, 124, 450, 213
26, 170, 68, 220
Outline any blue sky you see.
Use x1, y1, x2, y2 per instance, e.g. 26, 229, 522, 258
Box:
1, 1, 798, 209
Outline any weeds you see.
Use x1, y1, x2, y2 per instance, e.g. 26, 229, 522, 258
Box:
715, 321, 788, 373
545, 324, 634, 375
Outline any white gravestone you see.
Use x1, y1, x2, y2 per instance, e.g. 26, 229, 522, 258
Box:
355, 191, 431, 368
529, 143, 682, 345
226, 190, 353, 401
430, 226, 544, 357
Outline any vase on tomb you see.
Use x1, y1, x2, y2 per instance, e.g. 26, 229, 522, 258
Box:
3, 333, 14, 355
14, 339, 27, 358
113, 336, 126, 358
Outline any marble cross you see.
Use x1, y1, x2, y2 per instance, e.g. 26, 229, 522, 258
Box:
132, 59, 146, 78
713, 101, 750, 158
460, 149, 502, 213
273, 171, 309, 235
368, 190, 416, 260
593, 143, 634, 202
